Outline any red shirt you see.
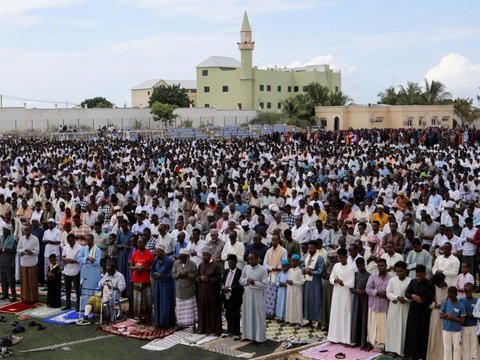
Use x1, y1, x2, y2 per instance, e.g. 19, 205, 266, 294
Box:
130, 249, 154, 283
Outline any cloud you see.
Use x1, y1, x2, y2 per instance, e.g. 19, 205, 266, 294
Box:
116, 0, 328, 23
425, 53, 480, 98
0, 0, 84, 26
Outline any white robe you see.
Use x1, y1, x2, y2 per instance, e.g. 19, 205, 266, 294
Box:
285, 267, 304, 324
385, 276, 411, 355
327, 262, 355, 344
432, 255, 460, 287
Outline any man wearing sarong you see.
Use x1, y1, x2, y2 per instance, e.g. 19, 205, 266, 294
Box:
172, 248, 198, 330
17, 225, 39, 304
263, 234, 287, 318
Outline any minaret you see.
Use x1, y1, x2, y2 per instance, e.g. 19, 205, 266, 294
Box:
238, 11, 254, 80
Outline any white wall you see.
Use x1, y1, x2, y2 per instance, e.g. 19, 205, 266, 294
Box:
0, 107, 259, 132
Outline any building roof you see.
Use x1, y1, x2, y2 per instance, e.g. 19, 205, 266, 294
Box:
196, 56, 241, 68
132, 79, 196, 90
241, 11, 252, 32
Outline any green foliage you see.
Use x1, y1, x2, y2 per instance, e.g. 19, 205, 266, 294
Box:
150, 102, 178, 128
378, 79, 452, 105
454, 98, 480, 125
148, 84, 191, 108
328, 90, 353, 106
182, 119, 193, 128
304, 83, 330, 106
80, 97, 114, 108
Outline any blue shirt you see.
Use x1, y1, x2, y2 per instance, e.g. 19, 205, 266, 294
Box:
440, 299, 466, 332
459, 297, 478, 327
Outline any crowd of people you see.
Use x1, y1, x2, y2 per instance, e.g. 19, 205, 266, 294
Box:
0, 127, 479, 359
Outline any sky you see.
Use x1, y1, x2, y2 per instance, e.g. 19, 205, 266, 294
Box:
0, 0, 479, 108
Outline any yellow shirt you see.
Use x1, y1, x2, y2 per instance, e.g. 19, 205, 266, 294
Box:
371, 212, 389, 230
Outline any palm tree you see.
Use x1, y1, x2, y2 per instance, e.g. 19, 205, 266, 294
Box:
377, 86, 399, 105
422, 79, 451, 105
281, 97, 299, 119
328, 90, 352, 106
304, 83, 330, 106
454, 98, 480, 126
398, 82, 423, 105
293, 94, 315, 121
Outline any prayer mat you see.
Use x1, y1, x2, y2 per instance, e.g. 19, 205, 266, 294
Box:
266, 319, 325, 341
300, 342, 381, 360
99, 322, 176, 341
0, 301, 41, 314
203, 345, 255, 359
20, 305, 64, 319
43, 309, 84, 325
141, 329, 216, 351
236, 339, 282, 358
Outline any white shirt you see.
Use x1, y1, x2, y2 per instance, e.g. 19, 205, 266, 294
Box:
62, 243, 82, 276
221, 241, 245, 269
17, 234, 40, 267
187, 239, 206, 267
43, 228, 61, 258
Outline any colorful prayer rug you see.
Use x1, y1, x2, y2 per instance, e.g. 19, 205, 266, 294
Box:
19, 305, 64, 319
203, 345, 255, 359
0, 301, 40, 314
141, 329, 216, 351
266, 319, 325, 341
99, 322, 176, 341
300, 342, 381, 360
43, 309, 84, 325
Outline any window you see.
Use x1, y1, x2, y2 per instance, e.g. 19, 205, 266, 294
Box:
266, 85, 271, 92
259, 102, 264, 109
238, 103, 242, 110
202, 70, 208, 76
419, 116, 424, 126
320, 118, 327, 128
431, 117, 438, 126
204, 86, 210, 93
205, 104, 209, 108
277, 85, 282, 92
288, 86, 292, 92
374, 117, 384, 123
335, 86, 339, 92
294, 86, 299, 92
147, 91, 150, 95
267, 102, 271, 109
259, 85, 264, 91
277, 103, 282, 109
222, 86, 229, 92
405, 117, 413, 126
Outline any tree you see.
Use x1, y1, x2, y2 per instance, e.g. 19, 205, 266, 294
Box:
281, 97, 299, 119
328, 90, 352, 106
378, 86, 399, 105
304, 83, 330, 106
421, 79, 451, 105
398, 82, 423, 105
454, 98, 480, 126
148, 84, 191, 108
150, 102, 178, 128
80, 97, 114, 108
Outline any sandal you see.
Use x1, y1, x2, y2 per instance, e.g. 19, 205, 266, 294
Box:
12, 326, 25, 334
37, 324, 46, 331
28, 321, 40, 327
0, 316, 6, 323
335, 353, 346, 359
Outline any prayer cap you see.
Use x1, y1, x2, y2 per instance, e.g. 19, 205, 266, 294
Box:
281, 259, 290, 266
179, 248, 189, 255
202, 246, 214, 255
291, 254, 301, 261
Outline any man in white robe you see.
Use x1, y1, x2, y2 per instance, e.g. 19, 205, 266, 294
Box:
432, 242, 460, 287
385, 261, 411, 356
291, 215, 312, 245
240, 251, 268, 343
328, 248, 355, 344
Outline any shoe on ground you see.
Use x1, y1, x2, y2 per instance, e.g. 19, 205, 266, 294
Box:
76, 318, 91, 326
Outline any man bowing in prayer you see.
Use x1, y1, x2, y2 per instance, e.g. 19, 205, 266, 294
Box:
328, 247, 355, 345
240, 252, 268, 344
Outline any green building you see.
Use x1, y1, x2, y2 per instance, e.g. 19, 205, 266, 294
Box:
196, 12, 341, 111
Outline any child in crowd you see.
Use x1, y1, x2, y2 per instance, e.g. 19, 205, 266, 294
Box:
105, 234, 119, 264
46, 254, 62, 308
275, 259, 289, 322
285, 254, 304, 329
459, 283, 478, 360
440, 286, 466, 360
454, 262, 474, 299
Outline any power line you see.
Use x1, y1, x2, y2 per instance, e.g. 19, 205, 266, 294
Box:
0, 94, 80, 107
